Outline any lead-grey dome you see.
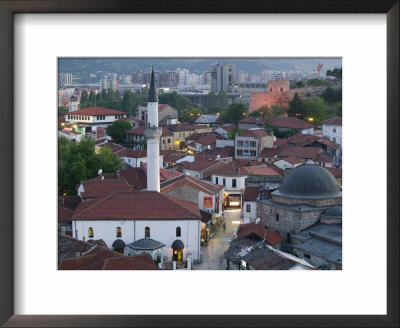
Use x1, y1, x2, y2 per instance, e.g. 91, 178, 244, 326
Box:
279, 164, 341, 198
321, 206, 342, 218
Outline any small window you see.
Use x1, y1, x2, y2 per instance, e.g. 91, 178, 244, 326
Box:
333, 128, 336, 133
116, 227, 122, 238
88, 227, 94, 238
237, 141, 243, 147
304, 253, 311, 260
176, 227, 181, 237
280, 87, 283, 92
168, 138, 171, 143
246, 204, 251, 212
145, 226, 150, 238
223, 178, 226, 186
333, 137, 336, 143
232, 179, 237, 188
250, 141, 256, 147
215, 177, 219, 184
276, 213, 279, 222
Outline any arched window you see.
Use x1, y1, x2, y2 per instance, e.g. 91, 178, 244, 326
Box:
116, 227, 122, 238
145, 227, 150, 238
88, 227, 94, 238
176, 227, 181, 237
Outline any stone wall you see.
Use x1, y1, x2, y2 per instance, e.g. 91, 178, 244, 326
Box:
249, 85, 337, 112
292, 248, 341, 270
166, 183, 199, 204
256, 201, 323, 237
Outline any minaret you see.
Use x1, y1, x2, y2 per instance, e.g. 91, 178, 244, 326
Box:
144, 67, 162, 192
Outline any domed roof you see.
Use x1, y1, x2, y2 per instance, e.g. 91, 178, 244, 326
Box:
278, 164, 341, 198
321, 206, 342, 218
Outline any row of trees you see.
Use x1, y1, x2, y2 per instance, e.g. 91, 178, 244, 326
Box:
58, 137, 122, 195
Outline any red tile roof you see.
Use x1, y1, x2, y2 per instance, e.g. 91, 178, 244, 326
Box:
281, 156, 303, 164
243, 187, 260, 201
266, 117, 313, 130
183, 159, 223, 172
102, 254, 158, 270
161, 174, 223, 195
211, 161, 248, 177
314, 152, 334, 163
118, 148, 147, 158
126, 126, 172, 137
288, 133, 339, 150
58, 205, 74, 223
167, 124, 209, 133
258, 148, 281, 159
325, 167, 342, 179
218, 125, 237, 132
278, 146, 323, 160
67, 106, 126, 116
240, 129, 269, 138
239, 117, 268, 124
72, 191, 201, 221
242, 164, 283, 177
236, 222, 283, 246
323, 117, 342, 126
196, 146, 234, 159
80, 179, 130, 199
276, 138, 289, 148
99, 142, 126, 154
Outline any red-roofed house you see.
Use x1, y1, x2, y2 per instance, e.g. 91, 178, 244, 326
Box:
138, 104, 178, 126
118, 148, 163, 168
272, 157, 303, 171
125, 126, 172, 150
77, 179, 131, 201
235, 222, 283, 248
182, 159, 225, 180
322, 117, 342, 145
242, 187, 260, 223
265, 117, 314, 135
72, 191, 202, 262
65, 106, 127, 133
211, 161, 248, 207
235, 128, 275, 160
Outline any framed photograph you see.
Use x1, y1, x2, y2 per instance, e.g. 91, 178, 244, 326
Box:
0, 1, 398, 327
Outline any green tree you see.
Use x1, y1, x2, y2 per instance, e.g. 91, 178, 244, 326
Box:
205, 92, 218, 112
304, 97, 330, 126
58, 105, 68, 117
80, 90, 88, 103
159, 91, 193, 117
288, 93, 305, 119
106, 120, 132, 143
322, 87, 342, 104
217, 90, 229, 111
58, 136, 122, 195
180, 107, 202, 122
227, 125, 242, 140
327, 67, 342, 80
220, 103, 247, 124
122, 90, 134, 116
334, 101, 342, 116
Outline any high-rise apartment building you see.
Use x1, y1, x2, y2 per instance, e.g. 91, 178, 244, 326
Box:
177, 68, 189, 86
100, 77, 119, 91
210, 63, 236, 93
58, 73, 73, 87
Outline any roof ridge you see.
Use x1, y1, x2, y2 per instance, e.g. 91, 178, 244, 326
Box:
159, 193, 201, 218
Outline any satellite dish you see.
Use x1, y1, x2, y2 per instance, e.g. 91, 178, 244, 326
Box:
98, 169, 103, 175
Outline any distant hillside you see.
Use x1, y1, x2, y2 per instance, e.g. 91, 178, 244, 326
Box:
58, 58, 342, 78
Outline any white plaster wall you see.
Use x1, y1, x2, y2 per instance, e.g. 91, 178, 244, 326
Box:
243, 201, 257, 224
73, 219, 201, 261
73, 220, 135, 255
212, 174, 246, 192
134, 220, 201, 262
273, 159, 293, 171
301, 128, 314, 135
123, 157, 139, 167
322, 125, 342, 144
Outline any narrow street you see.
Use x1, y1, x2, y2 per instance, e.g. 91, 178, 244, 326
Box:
194, 208, 242, 270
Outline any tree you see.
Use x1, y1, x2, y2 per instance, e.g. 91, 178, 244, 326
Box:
122, 90, 134, 116
304, 97, 330, 126
327, 67, 342, 80
80, 90, 88, 103
322, 87, 342, 104
217, 90, 228, 111
307, 79, 329, 87
250, 104, 284, 118
205, 92, 218, 112
288, 93, 305, 119
179, 107, 202, 122
220, 103, 247, 124
58, 105, 68, 117
334, 101, 342, 116
58, 137, 123, 195
227, 125, 242, 140
106, 120, 132, 144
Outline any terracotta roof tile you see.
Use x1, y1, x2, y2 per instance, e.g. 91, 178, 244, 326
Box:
322, 117, 342, 126
67, 106, 126, 116
243, 187, 260, 201
183, 159, 223, 172
240, 129, 269, 138
80, 179, 130, 199
72, 191, 201, 221
266, 117, 313, 130
242, 164, 283, 177
212, 161, 248, 177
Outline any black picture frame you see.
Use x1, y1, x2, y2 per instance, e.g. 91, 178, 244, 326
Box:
0, 1, 398, 327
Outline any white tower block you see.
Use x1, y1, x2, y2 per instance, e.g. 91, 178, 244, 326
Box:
145, 67, 161, 192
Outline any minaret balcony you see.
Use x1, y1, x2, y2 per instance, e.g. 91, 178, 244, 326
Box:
144, 126, 162, 139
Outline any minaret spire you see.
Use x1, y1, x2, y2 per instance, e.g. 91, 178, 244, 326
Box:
144, 66, 161, 192
148, 66, 158, 103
